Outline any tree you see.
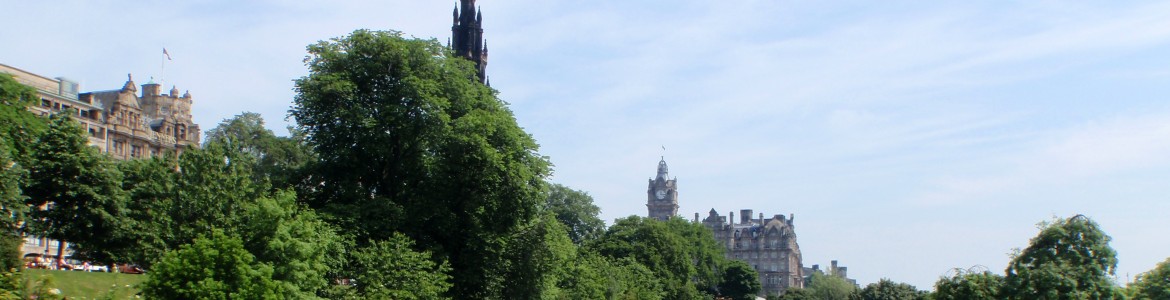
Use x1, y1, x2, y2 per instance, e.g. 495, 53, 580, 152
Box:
721, 260, 763, 300
774, 288, 812, 300
0, 148, 26, 271
498, 213, 576, 299
109, 143, 268, 269
204, 112, 314, 190
545, 184, 605, 245
291, 29, 551, 297
1003, 215, 1121, 300
344, 233, 452, 299
238, 190, 345, 299
1129, 257, 1170, 300
141, 230, 286, 300
23, 112, 125, 261
0, 73, 47, 164
0, 74, 46, 270
933, 270, 1002, 300
805, 272, 857, 300
858, 279, 926, 300
589, 216, 727, 299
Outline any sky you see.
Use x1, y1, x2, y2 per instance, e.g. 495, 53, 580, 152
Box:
4, 0, 1170, 289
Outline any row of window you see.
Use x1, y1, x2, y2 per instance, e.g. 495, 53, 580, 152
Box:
40, 98, 101, 120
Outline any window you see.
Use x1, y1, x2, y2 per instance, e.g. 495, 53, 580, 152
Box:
41, 99, 50, 107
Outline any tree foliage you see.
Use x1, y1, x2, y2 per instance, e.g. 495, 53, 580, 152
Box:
934, 270, 1003, 300
204, 112, 314, 190
720, 259, 763, 300
239, 190, 345, 299
23, 112, 125, 260
1129, 257, 1170, 300
1003, 215, 1120, 300
0, 73, 46, 163
141, 230, 285, 300
590, 216, 726, 299
291, 29, 550, 297
774, 287, 813, 300
545, 183, 605, 245
805, 272, 857, 300
857, 279, 926, 300
343, 233, 452, 299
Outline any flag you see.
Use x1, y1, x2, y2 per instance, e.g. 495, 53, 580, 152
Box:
163, 48, 172, 61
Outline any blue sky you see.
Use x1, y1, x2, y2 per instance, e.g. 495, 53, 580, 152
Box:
4, 0, 1170, 289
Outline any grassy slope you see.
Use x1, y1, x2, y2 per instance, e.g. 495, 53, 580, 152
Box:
22, 269, 144, 299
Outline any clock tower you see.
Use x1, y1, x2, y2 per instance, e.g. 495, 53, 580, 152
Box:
647, 157, 679, 220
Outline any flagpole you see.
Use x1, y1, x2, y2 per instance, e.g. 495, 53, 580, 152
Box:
161, 48, 166, 88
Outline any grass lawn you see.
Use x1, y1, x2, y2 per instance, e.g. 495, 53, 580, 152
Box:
22, 269, 144, 299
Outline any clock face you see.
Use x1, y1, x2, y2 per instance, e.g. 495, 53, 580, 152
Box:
655, 189, 667, 199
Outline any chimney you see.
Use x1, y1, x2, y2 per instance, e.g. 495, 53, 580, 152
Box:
740, 209, 752, 224
694, 212, 699, 223
729, 211, 735, 225
759, 213, 764, 224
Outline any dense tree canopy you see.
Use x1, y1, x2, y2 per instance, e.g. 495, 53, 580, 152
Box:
1003, 215, 1120, 300
934, 270, 1003, 300
141, 230, 285, 300
590, 216, 727, 299
1129, 257, 1170, 300
291, 29, 551, 297
805, 272, 858, 300
544, 183, 605, 245
720, 259, 763, 300
23, 112, 125, 260
857, 279, 926, 300
339, 233, 452, 300
204, 112, 314, 190
0, 73, 46, 163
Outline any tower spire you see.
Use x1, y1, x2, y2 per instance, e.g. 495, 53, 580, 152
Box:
451, 0, 488, 84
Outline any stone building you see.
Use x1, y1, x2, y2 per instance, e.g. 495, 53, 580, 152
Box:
2, 63, 201, 261
700, 209, 806, 296
1, 63, 108, 152
81, 74, 201, 160
643, 158, 805, 296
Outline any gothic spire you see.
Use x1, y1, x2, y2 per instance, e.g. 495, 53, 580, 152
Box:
451, 0, 488, 84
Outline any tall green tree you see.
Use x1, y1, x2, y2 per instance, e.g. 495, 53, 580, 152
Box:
141, 230, 286, 300
291, 29, 550, 297
933, 270, 1003, 300
341, 233, 452, 300
1003, 215, 1121, 300
589, 216, 727, 299
204, 112, 314, 190
545, 183, 605, 245
805, 272, 857, 300
0, 74, 45, 268
720, 260, 763, 300
0, 73, 47, 164
857, 279, 926, 300
239, 190, 345, 299
23, 112, 125, 261
499, 213, 576, 299
1129, 257, 1170, 300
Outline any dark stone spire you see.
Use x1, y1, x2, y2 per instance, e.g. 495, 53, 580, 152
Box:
451, 0, 489, 84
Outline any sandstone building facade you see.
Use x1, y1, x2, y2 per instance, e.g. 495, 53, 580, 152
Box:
2, 63, 201, 260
